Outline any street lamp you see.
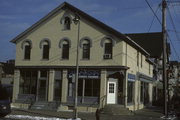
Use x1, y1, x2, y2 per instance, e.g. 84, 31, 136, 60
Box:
73, 13, 80, 119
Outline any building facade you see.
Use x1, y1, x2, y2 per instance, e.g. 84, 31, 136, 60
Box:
11, 2, 154, 112
0, 60, 15, 85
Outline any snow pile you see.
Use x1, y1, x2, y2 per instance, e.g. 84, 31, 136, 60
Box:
6, 115, 81, 120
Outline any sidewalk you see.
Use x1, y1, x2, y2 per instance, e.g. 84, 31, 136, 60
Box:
9, 107, 164, 120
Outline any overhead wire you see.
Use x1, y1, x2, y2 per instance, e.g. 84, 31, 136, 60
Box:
147, 4, 161, 32
171, 5, 180, 24
145, 0, 180, 61
145, 0, 162, 25
167, 32, 180, 61
167, 5, 180, 42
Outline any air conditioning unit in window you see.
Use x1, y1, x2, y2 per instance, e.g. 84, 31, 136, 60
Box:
104, 54, 112, 59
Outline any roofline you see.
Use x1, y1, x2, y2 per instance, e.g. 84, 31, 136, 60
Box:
10, 2, 67, 43
10, 2, 150, 56
126, 32, 162, 35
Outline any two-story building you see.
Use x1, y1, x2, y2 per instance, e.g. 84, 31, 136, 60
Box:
11, 2, 154, 112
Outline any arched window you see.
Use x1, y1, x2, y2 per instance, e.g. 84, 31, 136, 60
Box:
101, 36, 115, 59
80, 37, 92, 60
59, 38, 71, 59
40, 39, 51, 60
64, 17, 71, 30
104, 39, 113, 59
82, 39, 90, 59
62, 40, 69, 59
21, 40, 32, 60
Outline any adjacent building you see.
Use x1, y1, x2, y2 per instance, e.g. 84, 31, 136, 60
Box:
0, 60, 15, 85
168, 61, 180, 98
11, 2, 154, 112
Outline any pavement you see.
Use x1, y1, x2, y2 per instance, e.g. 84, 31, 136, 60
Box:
5, 106, 169, 120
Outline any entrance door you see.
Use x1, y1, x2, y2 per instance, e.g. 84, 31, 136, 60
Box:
37, 78, 48, 101
107, 78, 118, 104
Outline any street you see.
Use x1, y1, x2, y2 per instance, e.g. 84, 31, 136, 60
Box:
1, 107, 178, 120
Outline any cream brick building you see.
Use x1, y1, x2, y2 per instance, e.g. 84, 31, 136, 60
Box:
11, 2, 154, 112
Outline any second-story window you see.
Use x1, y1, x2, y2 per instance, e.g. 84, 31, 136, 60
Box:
62, 41, 69, 59
82, 40, 90, 59
24, 44, 31, 60
64, 17, 71, 30
21, 40, 32, 60
40, 39, 51, 60
43, 44, 49, 59
104, 40, 112, 59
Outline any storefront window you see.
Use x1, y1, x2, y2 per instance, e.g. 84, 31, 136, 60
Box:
68, 70, 100, 104
140, 81, 149, 104
20, 70, 37, 94
85, 79, 100, 97
127, 81, 133, 103
77, 79, 100, 97
140, 82, 144, 102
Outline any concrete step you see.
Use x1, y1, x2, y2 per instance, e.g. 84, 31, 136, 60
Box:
30, 101, 59, 110
101, 104, 134, 115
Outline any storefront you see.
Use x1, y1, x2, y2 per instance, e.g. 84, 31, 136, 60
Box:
67, 69, 100, 104
13, 66, 128, 111
18, 69, 62, 103
127, 73, 136, 104
138, 73, 153, 106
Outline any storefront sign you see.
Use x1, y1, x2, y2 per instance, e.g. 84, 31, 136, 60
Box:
128, 73, 136, 82
68, 70, 100, 79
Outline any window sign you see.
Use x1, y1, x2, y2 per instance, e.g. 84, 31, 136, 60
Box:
128, 73, 136, 82
68, 70, 100, 79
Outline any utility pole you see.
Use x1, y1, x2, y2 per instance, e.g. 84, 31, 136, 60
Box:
162, 0, 168, 118
73, 14, 80, 119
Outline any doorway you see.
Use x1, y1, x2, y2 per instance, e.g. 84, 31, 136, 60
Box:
37, 70, 48, 101
107, 78, 118, 104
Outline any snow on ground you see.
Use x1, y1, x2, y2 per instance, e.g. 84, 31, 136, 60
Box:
5, 115, 81, 120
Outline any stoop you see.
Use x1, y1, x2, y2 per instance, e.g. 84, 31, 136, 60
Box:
30, 101, 58, 111
101, 104, 134, 115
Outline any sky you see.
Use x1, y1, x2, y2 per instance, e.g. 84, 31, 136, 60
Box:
0, 0, 180, 62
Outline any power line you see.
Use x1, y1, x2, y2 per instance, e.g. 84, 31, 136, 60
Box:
145, 0, 162, 25
167, 32, 180, 61
171, 5, 180, 25
147, 4, 161, 32
167, 6, 180, 42
167, 29, 180, 34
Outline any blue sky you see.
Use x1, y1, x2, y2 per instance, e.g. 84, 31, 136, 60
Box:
0, 0, 180, 62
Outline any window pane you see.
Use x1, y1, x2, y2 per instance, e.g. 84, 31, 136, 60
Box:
64, 17, 70, 30
85, 79, 92, 96
54, 80, 62, 101
109, 83, 115, 93
40, 70, 47, 78
105, 43, 112, 54
85, 79, 100, 97
82, 43, 90, 59
43, 45, 49, 59
24, 45, 31, 60
127, 81, 133, 103
62, 44, 69, 59
104, 43, 112, 59
19, 70, 37, 94
78, 79, 83, 96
